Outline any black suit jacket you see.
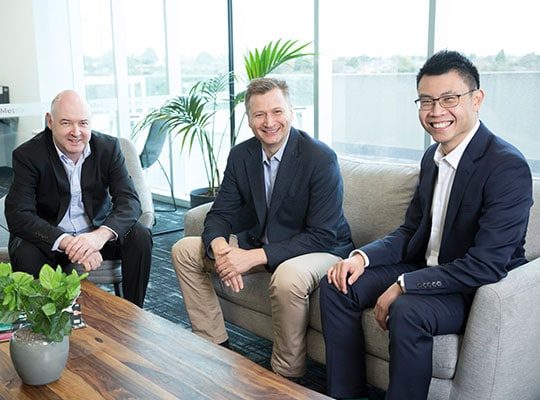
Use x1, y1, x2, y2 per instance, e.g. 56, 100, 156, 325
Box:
202, 128, 354, 271
5, 128, 141, 256
361, 122, 533, 294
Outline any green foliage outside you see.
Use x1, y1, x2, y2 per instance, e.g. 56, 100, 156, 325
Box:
0, 263, 88, 342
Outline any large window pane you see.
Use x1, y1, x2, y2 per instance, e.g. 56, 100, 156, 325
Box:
435, 0, 540, 173
79, 0, 118, 135
323, 0, 428, 162
233, 0, 315, 143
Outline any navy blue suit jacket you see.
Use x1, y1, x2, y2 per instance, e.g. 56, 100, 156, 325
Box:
5, 128, 141, 256
361, 122, 533, 294
202, 128, 354, 271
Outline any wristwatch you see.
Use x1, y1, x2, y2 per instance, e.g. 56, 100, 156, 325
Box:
396, 274, 406, 294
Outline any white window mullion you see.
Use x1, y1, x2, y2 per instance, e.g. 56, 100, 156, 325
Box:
110, 0, 130, 138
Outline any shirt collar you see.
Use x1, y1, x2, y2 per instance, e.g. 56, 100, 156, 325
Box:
54, 141, 91, 165
433, 120, 480, 170
261, 133, 289, 164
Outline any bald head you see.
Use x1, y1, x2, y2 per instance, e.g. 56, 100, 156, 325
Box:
46, 90, 93, 162
50, 90, 92, 119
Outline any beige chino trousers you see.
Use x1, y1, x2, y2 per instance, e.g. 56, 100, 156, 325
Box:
171, 235, 340, 377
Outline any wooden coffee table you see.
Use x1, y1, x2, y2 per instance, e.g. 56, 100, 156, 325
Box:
0, 281, 330, 399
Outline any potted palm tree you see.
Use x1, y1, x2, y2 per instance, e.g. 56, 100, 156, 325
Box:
134, 39, 312, 207
0, 262, 88, 385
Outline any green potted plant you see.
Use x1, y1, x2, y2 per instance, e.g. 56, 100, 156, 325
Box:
134, 39, 312, 207
0, 262, 88, 385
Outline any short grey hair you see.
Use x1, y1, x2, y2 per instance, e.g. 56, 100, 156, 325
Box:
244, 77, 291, 114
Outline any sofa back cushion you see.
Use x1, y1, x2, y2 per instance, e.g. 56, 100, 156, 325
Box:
339, 157, 419, 248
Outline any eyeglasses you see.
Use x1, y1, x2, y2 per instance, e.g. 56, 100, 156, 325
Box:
414, 89, 477, 111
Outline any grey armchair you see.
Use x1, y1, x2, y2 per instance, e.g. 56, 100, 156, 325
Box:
72, 137, 154, 295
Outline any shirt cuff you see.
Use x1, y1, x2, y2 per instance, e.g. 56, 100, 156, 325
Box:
100, 225, 118, 241
52, 233, 71, 252
349, 249, 370, 268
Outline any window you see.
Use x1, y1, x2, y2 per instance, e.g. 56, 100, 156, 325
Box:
435, 0, 540, 173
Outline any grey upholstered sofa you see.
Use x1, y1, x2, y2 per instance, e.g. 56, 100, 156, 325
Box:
183, 156, 540, 400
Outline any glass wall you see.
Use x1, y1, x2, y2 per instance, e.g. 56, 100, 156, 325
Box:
66, 0, 540, 204
435, 0, 540, 172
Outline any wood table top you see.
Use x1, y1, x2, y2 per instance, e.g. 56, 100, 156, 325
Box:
0, 281, 330, 399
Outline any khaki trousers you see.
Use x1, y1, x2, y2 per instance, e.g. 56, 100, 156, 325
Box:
171, 235, 341, 377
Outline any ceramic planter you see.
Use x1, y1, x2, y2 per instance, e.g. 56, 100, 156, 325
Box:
9, 327, 69, 385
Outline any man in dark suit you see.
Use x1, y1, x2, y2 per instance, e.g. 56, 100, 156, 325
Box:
5, 90, 152, 307
172, 77, 354, 378
320, 50, 533, 400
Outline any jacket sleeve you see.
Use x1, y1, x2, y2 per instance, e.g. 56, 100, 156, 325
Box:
5, 148, 65, 251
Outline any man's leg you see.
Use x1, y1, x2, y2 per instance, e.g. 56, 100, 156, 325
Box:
101, 222, 152, 307
10, 238, 68, 276
171, 236, 228, 344
268, 252, 341, 377
385, 293, 470, 400
320, 263, 417, 399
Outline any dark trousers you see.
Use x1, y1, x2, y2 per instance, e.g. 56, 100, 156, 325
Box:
319, 263, 471, 400
10, 222, 152, 308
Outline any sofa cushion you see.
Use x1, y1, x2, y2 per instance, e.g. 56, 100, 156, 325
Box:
211, 271, 272, 317
339, 157, 419, 248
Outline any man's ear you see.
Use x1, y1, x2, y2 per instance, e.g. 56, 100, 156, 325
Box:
45, 112, 52, 129
473, 89, 485, 112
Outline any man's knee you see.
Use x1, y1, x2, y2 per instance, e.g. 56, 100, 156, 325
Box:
269, 261, 306, 299
125, 222, 152, 248
10, 240, 53, 276
388, 296, 427, 333
171, 236, 206, 270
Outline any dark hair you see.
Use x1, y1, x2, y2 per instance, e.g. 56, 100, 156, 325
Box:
416, 50, 480, 90
245, 77, 290, 114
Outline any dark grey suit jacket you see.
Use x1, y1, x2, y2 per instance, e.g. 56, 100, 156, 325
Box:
202, 127, 354, 271
5, 128, 141, 256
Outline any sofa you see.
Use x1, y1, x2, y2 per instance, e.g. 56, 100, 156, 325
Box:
184, 156, 540, 400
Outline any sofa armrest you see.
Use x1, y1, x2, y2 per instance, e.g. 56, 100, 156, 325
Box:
184, 202, 213, 237
451, 257, 540, 399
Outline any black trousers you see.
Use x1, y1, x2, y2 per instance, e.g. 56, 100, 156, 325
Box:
10, 222, 152, 308
319, 263, 471, 400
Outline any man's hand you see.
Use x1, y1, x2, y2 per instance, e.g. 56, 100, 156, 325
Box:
374, 283, 403, 331
80, 251, 104, 272
63, 227, 113, 264
326, 253, 366, 294
224, 275, 244, 293
215, 247, 266, 285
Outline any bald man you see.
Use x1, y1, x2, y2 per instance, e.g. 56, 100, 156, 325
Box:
5, 90, 152, 307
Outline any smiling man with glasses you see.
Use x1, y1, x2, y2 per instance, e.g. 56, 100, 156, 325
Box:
320, 50, 533, 400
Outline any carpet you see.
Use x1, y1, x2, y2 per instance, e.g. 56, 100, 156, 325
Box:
140, 202, 386, 399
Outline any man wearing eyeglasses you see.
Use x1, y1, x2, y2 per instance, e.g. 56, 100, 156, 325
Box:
320, 50, 533, 400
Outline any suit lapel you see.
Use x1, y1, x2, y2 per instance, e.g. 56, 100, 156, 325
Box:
267, 130, 301, 222
81, 142, 96, 220
442, 123, 489, 242
244, 140, 267, 227
45, 130, 71, 223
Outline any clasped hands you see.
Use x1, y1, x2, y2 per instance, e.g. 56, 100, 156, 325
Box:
60, 227, 113, 272
211, 238, 267, 293
326, 253, 403, 331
